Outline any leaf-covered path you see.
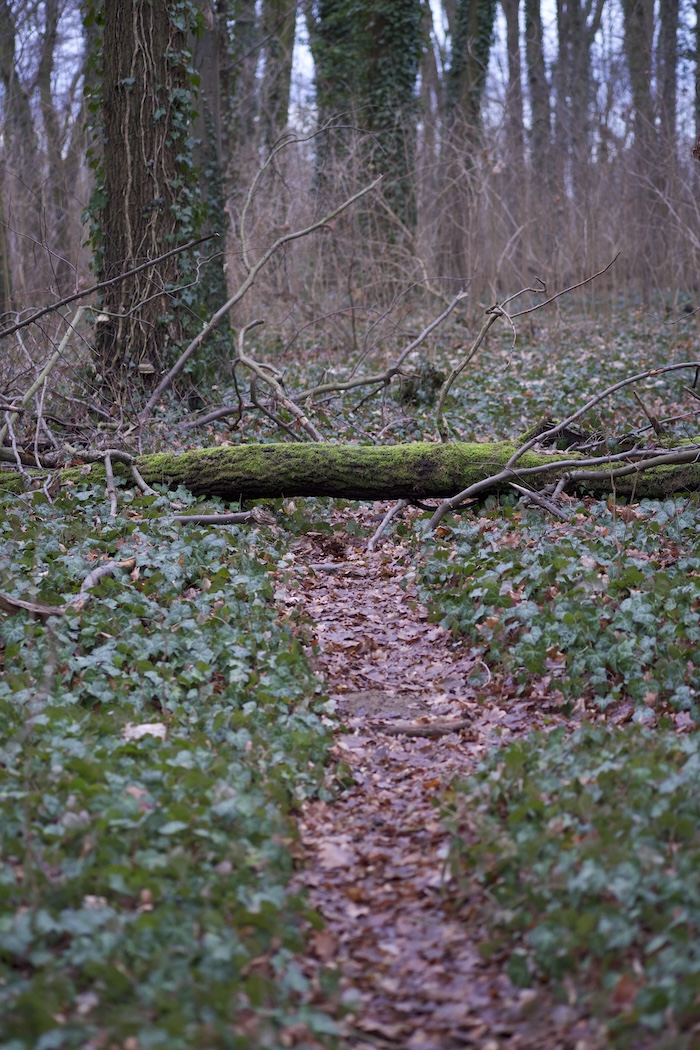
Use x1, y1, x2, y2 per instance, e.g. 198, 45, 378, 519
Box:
277, 507, 606, 1050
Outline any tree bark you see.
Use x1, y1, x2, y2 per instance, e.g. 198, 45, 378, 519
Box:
37, 0, 74, 297
0, 0, 42, 305
658, 0, 679, 150
95, 0, 196, 379
442, 0, 498, 274
260, 0, 297, 145
524, 0, 549, 168
620, 0, 655, 155
99, 442, 700, 502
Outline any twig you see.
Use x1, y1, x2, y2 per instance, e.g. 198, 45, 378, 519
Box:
369, 718, 472, 737
174, 512, 254, 525
509, 482, 569, 521
237, 321, 323, 441
180, 405, 245, 428
139, 176, 383, 425
34, 378, 49, 465
632, 390, 664, 435
295, 291, 468, 402
504, 361, 700, 472
434, 256, 619, 443
0, 307, 85, 448
435, 308, 502, 442
510, 254, 620, 318
249, 374, 303, 440
130, 464, 157, 496
367, 499, 408, 551
428, 440, 700, 530
0, 236, 216, 341
4, 412, 31, 479
429, 360, 700, 528
173, 507, 276, 526
104, 453, 118, 518
0, 558, 136, 622
552, 477, 568, 500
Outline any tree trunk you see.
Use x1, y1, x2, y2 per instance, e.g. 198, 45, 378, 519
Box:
553, 0, 605, 220
99, 442, 700, 503
260, 0, 297, 145
524, 0, 549, 169
0, 0, 42, 306
620, 0, 656, 154
658, 0, 679, 151
501, 0, 525, 173
190, 1, 230, 339
37, 0, 74, 298
500, 0, 525, 280
225, 0, 259, 185
442, 0, 498, 274
95, 0, 198, 382
695, 0, 700, 156
309, 0, 423, 230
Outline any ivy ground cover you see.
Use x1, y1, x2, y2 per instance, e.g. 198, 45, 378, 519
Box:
416, 307, 700, 1045
0, 482, 335, 1049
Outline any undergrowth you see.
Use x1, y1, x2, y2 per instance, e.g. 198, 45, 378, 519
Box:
421, 495, 700, 720
415, 307, 700, 1045
0, 483, 335, 1049
444, 726, 700, 1046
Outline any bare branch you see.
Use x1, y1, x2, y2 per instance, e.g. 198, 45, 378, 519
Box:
367, 499, 408, 551
236, 320, 323, 441
510, 254, 620, 318
138, 176, 384, 426
0, 237, 216, 342
295, 291, 468, 402
0, 307, 85, 448
509, 482, 569, 521
0, 558, 136, 622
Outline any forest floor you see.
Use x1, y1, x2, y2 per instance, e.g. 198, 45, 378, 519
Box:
280, 505, 608, 1050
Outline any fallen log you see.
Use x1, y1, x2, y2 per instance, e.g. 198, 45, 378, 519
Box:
6, 440, 700, 505
123, 441, 700, 502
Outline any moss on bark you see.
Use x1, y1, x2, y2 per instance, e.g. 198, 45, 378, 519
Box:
8, 442, 700, 504
130, 442, 700, 501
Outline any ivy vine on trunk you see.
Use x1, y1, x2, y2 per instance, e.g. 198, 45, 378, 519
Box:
84, 0, 206, 388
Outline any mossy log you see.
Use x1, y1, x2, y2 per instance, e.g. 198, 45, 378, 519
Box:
5, 441, 700, 503
127, 442, 700, 502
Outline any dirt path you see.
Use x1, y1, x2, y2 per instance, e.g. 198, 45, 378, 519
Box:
278, 507, 605, 1050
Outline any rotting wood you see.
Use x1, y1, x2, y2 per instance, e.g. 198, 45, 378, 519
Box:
6, 439, 700, 506
126, 441, 700, 502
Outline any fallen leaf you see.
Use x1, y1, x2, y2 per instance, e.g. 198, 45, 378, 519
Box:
123, 722, 167, 741
317, 839, 356, 869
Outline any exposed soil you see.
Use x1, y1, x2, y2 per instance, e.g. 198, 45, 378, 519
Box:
276, 506, 608, 1050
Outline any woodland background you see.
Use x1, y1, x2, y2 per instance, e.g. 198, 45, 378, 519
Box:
0, 0, 699, 399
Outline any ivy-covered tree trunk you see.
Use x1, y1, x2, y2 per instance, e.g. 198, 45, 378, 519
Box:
92, 0, 201, 383
190, 1, 230, 346
309, 0, 422, 230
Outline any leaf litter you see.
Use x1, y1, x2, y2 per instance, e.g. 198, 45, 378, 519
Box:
282, 504, 607, 1049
